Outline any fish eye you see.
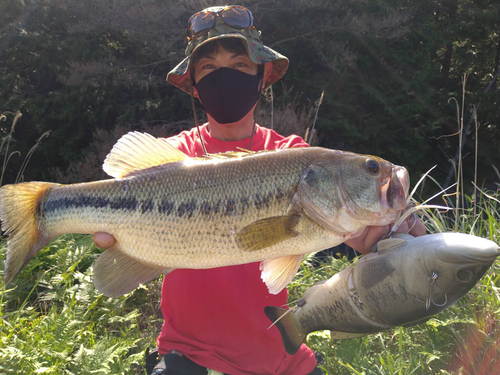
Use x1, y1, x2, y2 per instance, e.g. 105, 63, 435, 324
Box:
457, 269, 473, 282
365, 158, 379, 174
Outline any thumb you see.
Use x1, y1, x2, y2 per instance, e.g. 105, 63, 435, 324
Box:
93, 232, 116, 249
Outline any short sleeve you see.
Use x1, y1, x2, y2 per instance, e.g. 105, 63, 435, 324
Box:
276, 134, 309, 149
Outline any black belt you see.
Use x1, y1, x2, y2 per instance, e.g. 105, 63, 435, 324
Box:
146, 348, 324, 375
146, 349, 228, 375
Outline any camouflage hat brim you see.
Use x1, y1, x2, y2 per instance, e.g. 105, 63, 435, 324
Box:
167, 33, 289, 94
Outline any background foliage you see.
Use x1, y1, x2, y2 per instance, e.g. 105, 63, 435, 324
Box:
1, 1, 500, 374
0, 0, 499, 187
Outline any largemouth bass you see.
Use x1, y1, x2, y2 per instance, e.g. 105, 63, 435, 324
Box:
265, 232, 500, 355
0, 132, 409, 297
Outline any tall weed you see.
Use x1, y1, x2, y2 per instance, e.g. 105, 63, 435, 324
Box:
1, 111, 50, 186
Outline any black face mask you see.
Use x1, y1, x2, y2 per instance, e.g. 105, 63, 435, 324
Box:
194, 67, 262, 124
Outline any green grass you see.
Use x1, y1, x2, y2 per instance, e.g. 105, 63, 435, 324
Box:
0, 190, 499, 374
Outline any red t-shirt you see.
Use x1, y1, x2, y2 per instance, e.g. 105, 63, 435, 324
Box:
157, 123, 317, 375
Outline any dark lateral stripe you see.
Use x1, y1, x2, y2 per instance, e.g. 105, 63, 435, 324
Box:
158, 199, 175, 215
44, 187, 292, 217
109, 197, 139, 210
196, 189, 290, 217
225, 199, 236, 215
44, 196, 138, 213
177, 200, 197, 218
254, 192, 273, 210
240, 197, 250, 211
275, 187, 286, 200
140, 199, 155, 213
199, 200, 221, 216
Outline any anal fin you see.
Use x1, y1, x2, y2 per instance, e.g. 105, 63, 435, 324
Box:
93, 245, 173, 297
260, 254, 303, 295
303, 279, 327, 301
402, 317, 430, 327
329, 331, 368, 340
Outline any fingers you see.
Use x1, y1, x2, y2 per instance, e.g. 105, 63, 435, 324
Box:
394, 214, 427, 237
409, 218, 426, 236
345, 213, 427, 256
344, 225, 390, 255
93, 232, 117, 249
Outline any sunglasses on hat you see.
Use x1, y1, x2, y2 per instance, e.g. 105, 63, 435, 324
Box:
187, 5, 254, 40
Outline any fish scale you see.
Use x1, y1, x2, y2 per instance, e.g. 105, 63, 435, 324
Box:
39, 150, 312, 264
0, 131, 409, 297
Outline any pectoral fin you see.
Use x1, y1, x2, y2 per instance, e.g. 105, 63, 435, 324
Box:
260, 254, 304, 294
236, 215, 300, 252
93, 245, 173, 297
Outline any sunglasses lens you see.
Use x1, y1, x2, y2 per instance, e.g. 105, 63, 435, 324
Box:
221, 7, 252, 28
189, 12, 216, 37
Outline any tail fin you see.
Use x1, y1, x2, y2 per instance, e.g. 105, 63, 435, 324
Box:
0, 181, 55, 284
264, 306, 306, 355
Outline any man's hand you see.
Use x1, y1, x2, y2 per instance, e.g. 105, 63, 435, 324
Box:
344, 215, 426, 255
93, 232, 116, 249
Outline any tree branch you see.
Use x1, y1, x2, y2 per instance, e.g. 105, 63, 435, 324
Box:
268, 26, 338, 48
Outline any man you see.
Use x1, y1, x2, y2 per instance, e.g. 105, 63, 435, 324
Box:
93, 6, 425, 375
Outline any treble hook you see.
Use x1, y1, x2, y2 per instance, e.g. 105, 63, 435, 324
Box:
426, 272, 438, 310
417, 271, 448, 311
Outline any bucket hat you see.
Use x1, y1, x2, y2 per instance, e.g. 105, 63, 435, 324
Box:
167, 5, 289, 94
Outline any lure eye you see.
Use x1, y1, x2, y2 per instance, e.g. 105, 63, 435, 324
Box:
457, 269, 473, 282
365, 158, 379, 174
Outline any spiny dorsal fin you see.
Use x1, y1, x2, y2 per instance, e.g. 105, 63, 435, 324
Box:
236, 215, 300, 252
376, 237, 408, 254
102, 131, 187, 178
201, 149, 255, 160
260, 254, 304, 295
93, 245, 173, 297
392, 233, 415, 241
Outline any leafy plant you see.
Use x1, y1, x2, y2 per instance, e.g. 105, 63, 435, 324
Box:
0, 235, 161, 374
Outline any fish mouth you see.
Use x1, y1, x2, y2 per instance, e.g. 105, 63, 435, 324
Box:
380, 166, 409, 211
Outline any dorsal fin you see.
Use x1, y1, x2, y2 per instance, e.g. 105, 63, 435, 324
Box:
201, 149, 255, 160
102, 131, 188, 178
303, 280, 327, 301
376, 235, 410, 254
